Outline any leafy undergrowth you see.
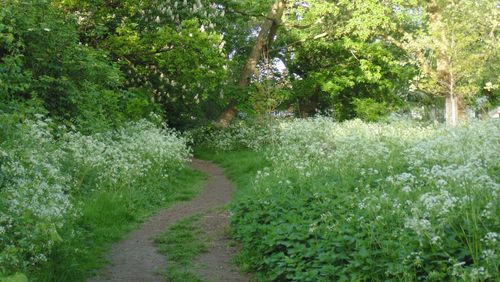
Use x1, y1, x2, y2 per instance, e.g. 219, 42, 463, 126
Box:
155, 215, 208, 282
0, 115, 203, 281
199, 118, 500, 281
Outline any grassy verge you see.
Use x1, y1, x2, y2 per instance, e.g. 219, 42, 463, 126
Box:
154, 215, 208, 282
194, 147, 268, 198
32, 167, 205, 282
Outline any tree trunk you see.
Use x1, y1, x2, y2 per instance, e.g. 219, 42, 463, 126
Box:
217, 0, 287, 126
444, 71, 466, 126
428, 2, 467, 126
428, 4, 453, 126
445, 94, 458, 126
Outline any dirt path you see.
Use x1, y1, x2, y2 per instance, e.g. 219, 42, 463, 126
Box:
88, 159, 248, 282
193, 209, 246, 282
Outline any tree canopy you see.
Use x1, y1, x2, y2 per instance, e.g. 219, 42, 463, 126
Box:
1, 0, 498, 128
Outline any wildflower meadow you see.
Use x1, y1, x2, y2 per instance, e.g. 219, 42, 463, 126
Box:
206, 118, 500, 281
0, 114, 192, 278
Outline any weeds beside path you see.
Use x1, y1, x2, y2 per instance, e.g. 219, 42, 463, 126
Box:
88, 159, 247, 282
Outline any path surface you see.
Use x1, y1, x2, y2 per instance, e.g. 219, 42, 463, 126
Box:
88, 159, 248, 282
194, 210, 244, 282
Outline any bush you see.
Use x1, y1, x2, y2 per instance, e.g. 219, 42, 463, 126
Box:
353, 97, 390, 122
0, 114, 190, 276
221, 118, 499, 281
192, 118, 279, 151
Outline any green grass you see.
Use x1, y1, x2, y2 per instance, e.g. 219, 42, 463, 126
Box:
32, 167, 205, 282
194, 147, 269, 198
154, 215, 208, 282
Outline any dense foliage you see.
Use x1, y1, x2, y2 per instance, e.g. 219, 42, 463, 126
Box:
1, 0, 499, 280
54, 0, 229, 127
0, 114, 191, 277
2, 0, 498, 126
205, 118, 500, 281
0, 0, 161, 131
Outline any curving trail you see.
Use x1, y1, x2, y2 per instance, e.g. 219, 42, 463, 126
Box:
88, 159, 247, 282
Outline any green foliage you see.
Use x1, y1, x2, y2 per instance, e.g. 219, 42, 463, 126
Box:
191, 118, 278, 151
401, 0, 499, 106
0, 114, 197, 279
0, 0, 159, 131
203, 118, 500, 281
2, 0, 497, 127
353, 98, 390, 122
1, 0, 499, 279
274, 1, 416, 120
55, 0, 229, 127
0, 273, 28, 282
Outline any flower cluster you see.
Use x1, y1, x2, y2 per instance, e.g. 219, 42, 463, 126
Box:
227, 117, 499, 281
63, 120, 190, 189
200, 119, 279, 151
0, 117, 190, 274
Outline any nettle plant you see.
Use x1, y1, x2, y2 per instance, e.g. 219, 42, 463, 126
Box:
0, 115, 190, 274
227, 118, 500, 281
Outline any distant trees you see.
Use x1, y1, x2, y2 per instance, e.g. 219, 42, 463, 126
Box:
279, 0, 416, 120
397, 0, 499, 125
216, 0, 418, 122
218, 0, 498, 124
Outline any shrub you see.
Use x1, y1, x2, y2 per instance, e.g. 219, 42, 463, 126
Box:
221, 118, 499, 281
353, 97, 390, 122
193, 118, 279, 151
0, 114, 190, 275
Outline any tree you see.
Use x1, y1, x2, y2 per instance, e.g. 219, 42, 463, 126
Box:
12, 0, 494, 128
268, 0, 418, 119
217, 0, 287, 126
399, 0, 498, 125
56, 0, 228, 128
